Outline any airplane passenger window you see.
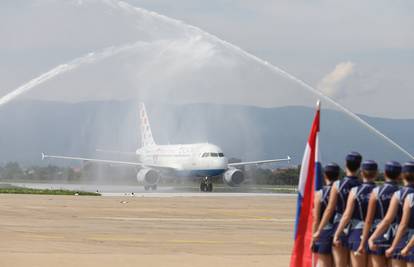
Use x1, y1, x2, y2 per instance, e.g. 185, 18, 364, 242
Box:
218, 153, 224, 157
201, 153, 208, 157
211, 153, 218, 157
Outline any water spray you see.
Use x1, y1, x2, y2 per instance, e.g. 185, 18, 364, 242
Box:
114, 1, 414, 160
0, 41, 153, 106
0, 0, 412, 160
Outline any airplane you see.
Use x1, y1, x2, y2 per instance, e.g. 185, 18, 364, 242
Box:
42, 103, 291, 192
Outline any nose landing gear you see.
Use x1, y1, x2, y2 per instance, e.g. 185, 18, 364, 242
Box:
200, 177, 213, 192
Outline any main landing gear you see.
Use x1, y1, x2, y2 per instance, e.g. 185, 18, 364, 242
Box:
144, 184, 157, 191
200, 177, 213, 192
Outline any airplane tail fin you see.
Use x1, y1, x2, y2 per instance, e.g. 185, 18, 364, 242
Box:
139, 103, 156, 148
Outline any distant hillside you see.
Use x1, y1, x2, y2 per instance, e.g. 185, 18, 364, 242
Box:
0, 100, 413, 167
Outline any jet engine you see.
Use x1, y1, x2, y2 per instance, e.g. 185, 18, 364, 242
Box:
137, 168, 160, 186
223, 168, 244, 187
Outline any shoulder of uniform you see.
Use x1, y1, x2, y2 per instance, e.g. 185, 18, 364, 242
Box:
350, 187, 358, 195
394, 190, 401, 200
316, 189, 323, 197
407, 193, 414, 207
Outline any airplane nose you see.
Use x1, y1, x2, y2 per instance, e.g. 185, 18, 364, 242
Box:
218, 157, 228, 169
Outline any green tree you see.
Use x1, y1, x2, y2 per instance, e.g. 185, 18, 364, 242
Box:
2, 162, 24, 179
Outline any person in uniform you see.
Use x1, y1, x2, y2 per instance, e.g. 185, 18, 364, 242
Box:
401, 234, 414, 260
388, 191, 414, 267
383, 162, 414, 267
312, 163, 341, 267
333, 160, 378, 267
357, 161, 401, 267
369, 161, 414, 267
314, 152, 362, 267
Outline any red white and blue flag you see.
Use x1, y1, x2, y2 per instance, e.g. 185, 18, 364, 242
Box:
290, 101, 323, 267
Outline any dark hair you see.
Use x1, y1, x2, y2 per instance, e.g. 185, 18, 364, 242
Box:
385, 169, 401, 180
403, 172, 414, 183
325, 170, 339, 182
402, 162, 414, 182
324, 163, 340, 182
384, 161, 402, 180
345, 152, 362, 172
346, 161, 361, 172
362, 170, 377, 179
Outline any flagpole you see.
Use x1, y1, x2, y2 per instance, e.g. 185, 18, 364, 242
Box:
314, 100, 320, 267
290, 100, 322, 267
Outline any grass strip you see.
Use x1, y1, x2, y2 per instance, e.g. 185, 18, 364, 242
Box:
0, 187, 100, 196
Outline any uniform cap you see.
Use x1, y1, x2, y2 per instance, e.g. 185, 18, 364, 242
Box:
362, 160, 378, 171
402, 161, 414, 173
385, 161, 402, 174
346, 152, 362, 163
324, 162, 340, 174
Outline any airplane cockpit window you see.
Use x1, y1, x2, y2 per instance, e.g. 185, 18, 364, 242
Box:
201, 152, 223, 158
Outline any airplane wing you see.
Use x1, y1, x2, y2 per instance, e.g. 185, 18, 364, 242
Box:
228, 156, 291, 167
95, 149, 137, 156
41, 153, 173, 171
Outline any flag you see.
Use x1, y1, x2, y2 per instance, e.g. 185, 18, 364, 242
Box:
290, 100, 323, 267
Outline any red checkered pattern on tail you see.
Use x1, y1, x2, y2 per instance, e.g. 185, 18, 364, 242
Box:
139, 103, 156, 147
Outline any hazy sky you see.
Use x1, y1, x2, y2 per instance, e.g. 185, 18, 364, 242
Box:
1, 0, 413, 118
128, 0, 414, 118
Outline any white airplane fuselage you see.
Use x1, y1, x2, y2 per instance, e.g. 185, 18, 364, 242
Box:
137, 143, 228, 177
42, 103, 290, 192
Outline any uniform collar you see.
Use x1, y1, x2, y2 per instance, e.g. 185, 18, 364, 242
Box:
346, 175, 359, 180
384, 180, 398, 185
363, 181, 376, 185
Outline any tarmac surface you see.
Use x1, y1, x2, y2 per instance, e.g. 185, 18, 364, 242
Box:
2, 182, 295, 195
0, 193, 295, 267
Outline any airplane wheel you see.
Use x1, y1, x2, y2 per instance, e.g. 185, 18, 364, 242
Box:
151, 185, 157, 191
200, 182, 206, 192
207, 183, 213, 192
144, 186, 150, 191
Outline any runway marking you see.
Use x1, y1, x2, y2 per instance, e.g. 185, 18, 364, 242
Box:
87, 237, 279, 245
100, 192, 296, 197
88, 236, 146, 242
21, 233, 65, 240
169, 240, 280, 246
87, 216, 295, 223
169, 239, 223, 244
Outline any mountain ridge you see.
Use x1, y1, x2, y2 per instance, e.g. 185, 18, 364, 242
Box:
0, 100, 412, 166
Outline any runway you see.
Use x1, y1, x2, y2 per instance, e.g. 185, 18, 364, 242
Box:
1, 182, 296, 197
0, 193, 296, 267
101, 192, 295, 197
